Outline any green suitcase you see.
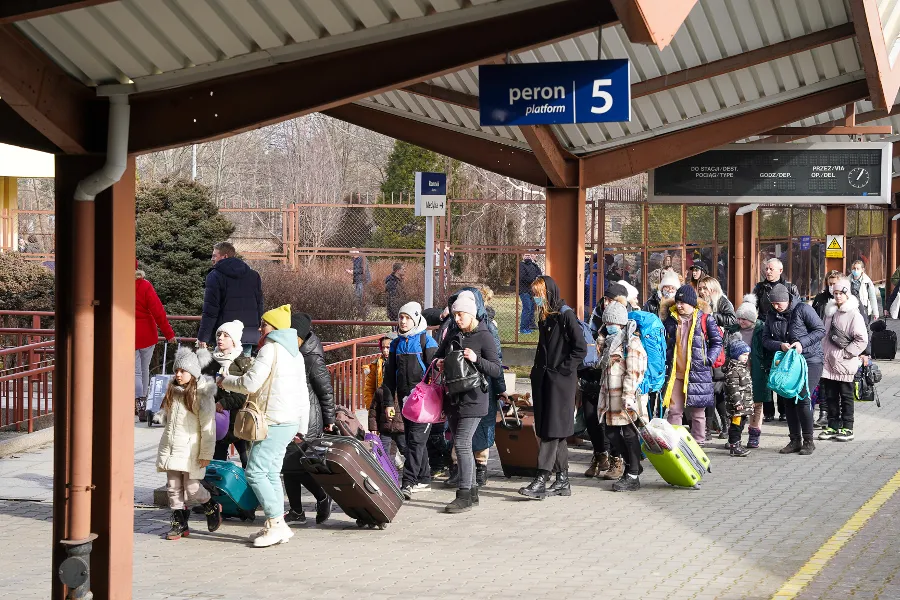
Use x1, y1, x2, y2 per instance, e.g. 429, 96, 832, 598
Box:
643, 425, 710, 488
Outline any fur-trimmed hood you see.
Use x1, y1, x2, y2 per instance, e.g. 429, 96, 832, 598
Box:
824, 294, 860, 318
658, 297, 712, 321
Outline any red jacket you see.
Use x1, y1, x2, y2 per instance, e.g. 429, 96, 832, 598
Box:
135, 275, 175, 350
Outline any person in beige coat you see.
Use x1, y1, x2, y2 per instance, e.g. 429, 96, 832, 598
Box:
154, 347, 221, 540
819, 278, 868, 443
597, 302, 648, 492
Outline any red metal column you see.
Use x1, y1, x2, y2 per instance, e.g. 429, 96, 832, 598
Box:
91, 157, 136, 599
826, 205, 848, 274
545, 187, 586, 316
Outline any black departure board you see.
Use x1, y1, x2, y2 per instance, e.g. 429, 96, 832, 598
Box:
650, 144, 890, 202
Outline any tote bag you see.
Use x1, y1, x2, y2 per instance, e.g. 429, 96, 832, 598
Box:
401, 362, 445, 424
767, 349, 809, 403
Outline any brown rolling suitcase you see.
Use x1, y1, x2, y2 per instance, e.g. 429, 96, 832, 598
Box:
299, 435, 403, 530
494, 397, 540, 478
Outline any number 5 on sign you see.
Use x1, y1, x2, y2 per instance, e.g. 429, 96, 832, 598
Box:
591, 79, 613, 114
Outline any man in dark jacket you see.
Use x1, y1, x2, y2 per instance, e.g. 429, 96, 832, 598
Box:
282, 313, 336, 525
762, 284, 825, 455
384, 263, 405, 322
752, 258, 800, 322
518, 254, 542, 333
197, 242, 263, 352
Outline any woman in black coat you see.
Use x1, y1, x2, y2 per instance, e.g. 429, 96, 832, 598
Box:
762, 284, 825, 456
434, 290, 502, 513
520, 276, 587, 501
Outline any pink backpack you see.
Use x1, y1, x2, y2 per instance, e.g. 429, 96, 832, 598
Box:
401, 362, 445, 424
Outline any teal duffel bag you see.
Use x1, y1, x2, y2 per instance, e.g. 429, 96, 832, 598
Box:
768, 349, 810, 403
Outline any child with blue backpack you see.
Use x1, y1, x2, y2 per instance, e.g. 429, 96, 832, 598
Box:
381, 302, 438, 499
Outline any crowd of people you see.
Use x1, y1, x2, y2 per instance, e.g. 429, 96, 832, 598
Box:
134, 242, 882, 545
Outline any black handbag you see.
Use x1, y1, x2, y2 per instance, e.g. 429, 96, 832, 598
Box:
444, 342, 486, 397
828, 323, 853, 349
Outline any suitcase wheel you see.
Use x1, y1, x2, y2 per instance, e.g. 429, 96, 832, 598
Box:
356, 519, 366, 528
377, 523, 388, 530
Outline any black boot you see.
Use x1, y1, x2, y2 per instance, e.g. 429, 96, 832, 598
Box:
315, 496, 333, 524
470, 485, 479, 506
165, 509, 189, 540
445, 488, 473, 513
518, 471, 548, 500
180, 509, 191, 536
729, 442, 751, 457
779, 437, 802, 454
201, 498, 222, 532
799, 437, 816, 456
444, 463, 460, 488
546, 471, 571, 497
475, 463, 487, 488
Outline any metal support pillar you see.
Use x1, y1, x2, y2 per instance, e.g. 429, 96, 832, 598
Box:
0, 176, 18, 251
825, 205, 847, 274
52, 156, 135, 600
425, 216, 435, 309
545, 187, 586, 317
91, 157, 136, 599
889, 209, 900, 286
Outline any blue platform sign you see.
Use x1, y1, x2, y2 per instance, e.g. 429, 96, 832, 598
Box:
479, 60, 631, 126
799, 236, 811, 251
415, 171, 446, 217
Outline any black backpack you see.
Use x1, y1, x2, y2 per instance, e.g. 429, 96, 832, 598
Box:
855, 364, 882, 407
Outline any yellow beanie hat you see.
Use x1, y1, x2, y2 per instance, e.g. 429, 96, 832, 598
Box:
262, 304, 292, 330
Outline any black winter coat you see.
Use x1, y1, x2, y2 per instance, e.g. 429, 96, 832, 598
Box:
712, 296, 738, 333
752, 278, 800, 322
197, 257, 264, 346
812, 290, 832, 321
300, 332, 336, 438
530, 277, 587, 439
762, 294, 825, 365
642, 292, 662, 319
519, 259, 542, 293
384, 273, 404, 321
434, 320, 502, 418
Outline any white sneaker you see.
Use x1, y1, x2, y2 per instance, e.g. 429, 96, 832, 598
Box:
253, 517, 293, 548
394, 454, 405, 469
412, 483, 431, 493
248, 519, 270, 542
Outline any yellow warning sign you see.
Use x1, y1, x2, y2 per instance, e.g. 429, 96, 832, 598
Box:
826, 235, 844, 259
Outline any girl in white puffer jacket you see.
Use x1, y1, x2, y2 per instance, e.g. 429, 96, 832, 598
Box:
155, 347, 222, 540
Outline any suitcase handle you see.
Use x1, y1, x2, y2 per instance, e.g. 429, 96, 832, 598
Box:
496, 396, 522, 430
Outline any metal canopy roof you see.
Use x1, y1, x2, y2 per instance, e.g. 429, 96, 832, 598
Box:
361, 0, 867, 156
16, 0, 561, 93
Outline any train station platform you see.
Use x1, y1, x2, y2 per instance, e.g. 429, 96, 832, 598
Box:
2, 364, 900, 600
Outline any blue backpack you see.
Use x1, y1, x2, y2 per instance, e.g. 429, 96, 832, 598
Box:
628, 310, 666, 394
768, 349, 810, 402
561, 306, 600, 369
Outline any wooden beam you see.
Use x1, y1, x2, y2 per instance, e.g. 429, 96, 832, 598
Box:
632, 23, 856, 98
610, 0, 697, 49
519, 125, 579, 187
324, 104, 549, 187
402, 83, 479, 110
752, 105, 900, 143
581, 79, 869, 188
128, 0, 617, 153
757, 125, 893, 136
850, 0, 900, 110
0, 25, 93, 153
0, 99, 60, 153
0, 0, 114, 24
845, 103, 857, 126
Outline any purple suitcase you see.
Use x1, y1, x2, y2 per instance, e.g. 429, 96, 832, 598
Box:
365, 432, 400, 487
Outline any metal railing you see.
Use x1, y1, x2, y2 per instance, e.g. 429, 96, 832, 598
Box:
0, 310, 396, 430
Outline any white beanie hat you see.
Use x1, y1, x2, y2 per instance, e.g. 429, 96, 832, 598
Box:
399, 301, 423, 322
659, 271, 681, 291
451, 290, 478, 317
216, 320, 244, 344
620, 281, 639, 305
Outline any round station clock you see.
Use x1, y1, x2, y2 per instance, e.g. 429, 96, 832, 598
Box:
848, 167, 869, 189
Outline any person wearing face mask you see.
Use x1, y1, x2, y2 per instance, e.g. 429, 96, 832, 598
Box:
381, 302, 439, 500
660, 285, 723, 445
520, 276, 587, 500
596, 302, 648, 491
433, 291, 503, 512
818, 277, 868, 444
848, 260, 880, 325
644, 271, 681, 316
811, 271, 844, 428
762, 284, 825, 455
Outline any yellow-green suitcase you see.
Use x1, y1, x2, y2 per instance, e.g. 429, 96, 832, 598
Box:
643, 425, 710, 488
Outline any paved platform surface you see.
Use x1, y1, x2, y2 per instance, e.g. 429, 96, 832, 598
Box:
2, 366, 900, 600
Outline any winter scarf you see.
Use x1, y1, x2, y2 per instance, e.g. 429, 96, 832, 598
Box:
597, 320, 636, 374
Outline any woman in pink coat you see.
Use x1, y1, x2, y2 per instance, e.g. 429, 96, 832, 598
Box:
136, 261, 176, 418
